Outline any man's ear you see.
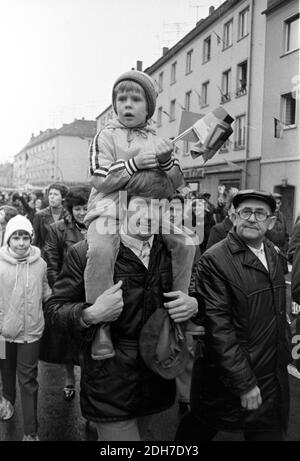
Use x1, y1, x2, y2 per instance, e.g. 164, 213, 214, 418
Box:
231, 211, 238, 226
267, 216, 276, 231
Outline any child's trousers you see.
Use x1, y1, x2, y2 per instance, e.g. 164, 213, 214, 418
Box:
1, 340, 40, 435
84, 216, 196, 304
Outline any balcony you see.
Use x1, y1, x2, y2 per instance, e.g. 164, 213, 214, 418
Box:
234, 141, 245, 150
220, 93, 231, 104
235, 85, 247, 97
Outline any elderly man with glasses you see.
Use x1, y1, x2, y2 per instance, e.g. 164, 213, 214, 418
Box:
176, 190, 290, 442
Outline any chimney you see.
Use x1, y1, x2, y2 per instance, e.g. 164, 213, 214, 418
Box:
162, 47, 169, 56
136, 60, 143, 71
209, 6, 215, 15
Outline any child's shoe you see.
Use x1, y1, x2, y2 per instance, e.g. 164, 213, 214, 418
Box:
22, 434, 40, 441
91, 324, 115, 360
0, 397, 14, 421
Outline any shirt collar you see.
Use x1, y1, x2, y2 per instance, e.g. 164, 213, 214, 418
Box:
247, 242, 265, 255
120, 228, 154, 253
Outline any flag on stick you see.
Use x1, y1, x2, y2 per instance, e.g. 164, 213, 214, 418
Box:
223, 158, 249, 174
172, 107, 234, 163
213, 30, 224, 46
193, 89, 203, 108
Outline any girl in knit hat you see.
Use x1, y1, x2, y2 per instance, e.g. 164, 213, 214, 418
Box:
85, 70, 196, 360
0, 215, 51, 441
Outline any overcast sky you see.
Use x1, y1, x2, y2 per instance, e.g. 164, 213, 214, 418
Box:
0, 0, 223, 163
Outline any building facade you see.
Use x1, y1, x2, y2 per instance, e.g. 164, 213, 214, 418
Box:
145, 0, 268, 205
96, 105, 114, 132
261, 0, 300, 230
13, 119, 96, 189
0, 163, 14, 189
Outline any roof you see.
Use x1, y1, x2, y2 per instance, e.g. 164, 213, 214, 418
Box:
96, 104, 113, 121
56, 119, 97, 137
17, 119, 97, 155
262, 0, 292, 15
145, 0, 241, 75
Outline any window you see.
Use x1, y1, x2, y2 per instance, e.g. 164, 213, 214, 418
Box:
171, 62, 177, 84
238, 8, 249, 39
221, 69, 231, 102
223, 19, 233, 49
170, 100, 176, 121
186, 49, 193, 74
157, 107, 163, 127
219, 139, 230, 153
285, 14, 299, 52
183, 140, 190, 156
235, 114, 246, 148
236, 61, 247, 96
158, 72, 164, 92
201, 81, 209, 106
203, 36, 211, 62
281, 92, 296, 126
185, 91, 192, 111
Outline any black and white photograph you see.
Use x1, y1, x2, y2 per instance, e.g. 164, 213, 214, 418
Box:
0, 0, 299, 445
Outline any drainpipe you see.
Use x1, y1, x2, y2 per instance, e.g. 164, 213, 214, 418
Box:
244, 0, 255, 188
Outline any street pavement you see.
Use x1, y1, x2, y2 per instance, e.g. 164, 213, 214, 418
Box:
0, 360, 299, 442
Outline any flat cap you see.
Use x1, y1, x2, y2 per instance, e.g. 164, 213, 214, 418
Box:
232, 189, 276, 213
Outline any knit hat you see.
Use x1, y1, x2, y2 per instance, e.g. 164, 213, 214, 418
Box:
112, 70, 157, 120
4, 215, 33, 246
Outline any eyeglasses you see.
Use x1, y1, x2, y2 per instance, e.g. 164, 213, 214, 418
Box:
236, 208, 272, 222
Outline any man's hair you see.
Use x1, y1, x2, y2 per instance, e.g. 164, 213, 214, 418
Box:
113, 80, 145, 99
47, 182, 69, 199
126, 169, 174, 201
0, 205, 19, 223
64, 185, 91, 214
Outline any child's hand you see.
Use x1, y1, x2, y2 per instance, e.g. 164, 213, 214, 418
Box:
134, 152, 157, 169
155, 139, 174, 164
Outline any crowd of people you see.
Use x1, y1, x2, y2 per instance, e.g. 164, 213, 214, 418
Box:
0, 70, 299, 442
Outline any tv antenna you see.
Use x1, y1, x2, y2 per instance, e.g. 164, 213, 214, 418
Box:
189, 2, 212, 23
162, 21, 194, 46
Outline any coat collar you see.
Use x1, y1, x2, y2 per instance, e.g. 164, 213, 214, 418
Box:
226, 230, 279, 277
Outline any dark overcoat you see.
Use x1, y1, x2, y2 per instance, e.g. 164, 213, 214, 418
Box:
190, 230, 290, 432
43, 236, 177, 422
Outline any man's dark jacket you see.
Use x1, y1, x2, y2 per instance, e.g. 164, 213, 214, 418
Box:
44, 217, 86, 288
40, 217, 86, 364
190, 230, 290, 432
33, 206, 68, 257
43, 236, 177, 422
206, 216, 233, 250
291, 244, 300, 372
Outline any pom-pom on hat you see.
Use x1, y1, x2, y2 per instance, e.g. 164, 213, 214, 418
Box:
4, 215, 33, 246
112, 70, 157, 120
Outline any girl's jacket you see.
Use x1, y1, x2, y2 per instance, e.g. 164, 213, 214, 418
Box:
0, 245, 51, 343
86, 118, 184, 224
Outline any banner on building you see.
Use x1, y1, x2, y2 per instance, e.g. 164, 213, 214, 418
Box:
274, 117, 284, 138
